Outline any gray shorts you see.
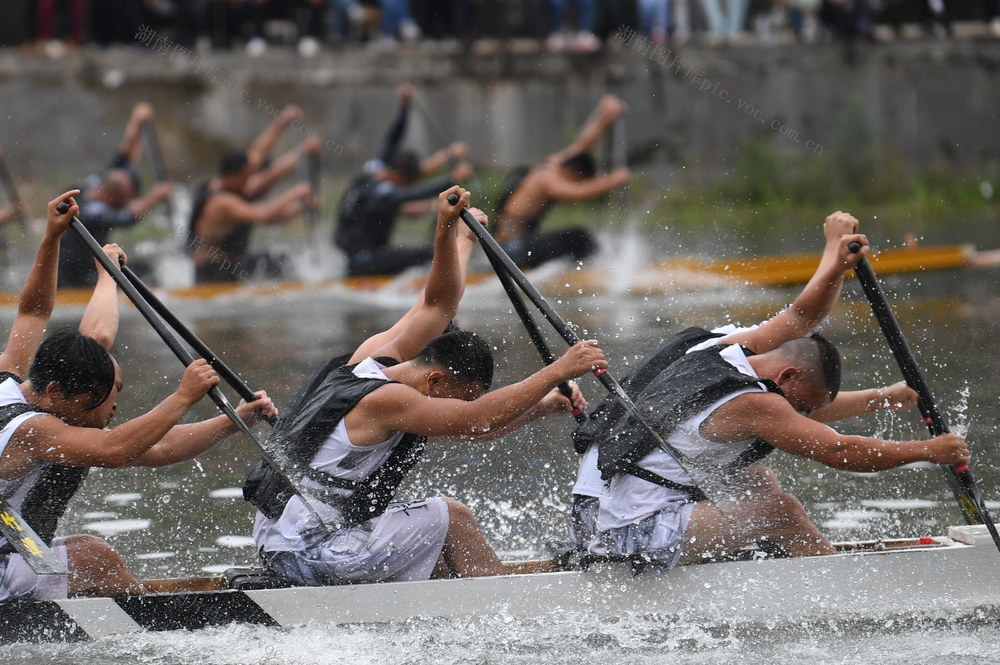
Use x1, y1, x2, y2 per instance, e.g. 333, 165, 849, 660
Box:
263, 497, 449, 585
567, 495, 599, 550
0, 537, 69, 602
588, 502, 695, 568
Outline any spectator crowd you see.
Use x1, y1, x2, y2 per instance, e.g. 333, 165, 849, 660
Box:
3, 0, 1000, 56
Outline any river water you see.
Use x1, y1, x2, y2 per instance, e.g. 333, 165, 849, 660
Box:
4, 226, 1000, 663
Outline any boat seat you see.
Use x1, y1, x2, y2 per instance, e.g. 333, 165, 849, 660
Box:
223, 567, 297, 591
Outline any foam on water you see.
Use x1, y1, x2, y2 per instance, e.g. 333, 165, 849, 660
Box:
102, 492, 142, 505
208, 487, 246, 499
7, 608, 1000, 665
215, 535, 256, 548
82, 518, 152, 537
134, 551, 176, 560
861, 499, 940, 510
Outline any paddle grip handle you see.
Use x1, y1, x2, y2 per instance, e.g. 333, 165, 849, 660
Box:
56, 201, 70, 214
447, 193, 460, 205
848, 241, 862, 254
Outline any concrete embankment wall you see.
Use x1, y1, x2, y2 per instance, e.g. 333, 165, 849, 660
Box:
0, 39, 998, 190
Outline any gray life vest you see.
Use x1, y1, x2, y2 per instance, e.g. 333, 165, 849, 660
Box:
0, 373, 89, 555
243, 357, 426, 527
573, 327, 782, 499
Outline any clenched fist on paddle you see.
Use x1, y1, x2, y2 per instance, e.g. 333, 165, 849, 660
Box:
175, 359, 221, 406
556, 340, 608, 378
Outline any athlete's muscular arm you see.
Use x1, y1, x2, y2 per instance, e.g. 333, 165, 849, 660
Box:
702, 391, 970, 472
130, 391, 277, 467
548, 95, 626, 165
245, 135, 321, 200
200, 185, 311, 234
4, 361, 219, 473
0, 190, 78, 379
247, 105, 300, 173
808, 381, 918, 423
120, 102, 153, 166
543, 169, 630, 203
348, 342, 606, 444
126, 181, 173, 220
420, 141, 467, 177
721, 212, 868, 354
350, 211, 479, 363
78, 244, 127, 351
351, 187, 477, 364
431, 382, 587, 442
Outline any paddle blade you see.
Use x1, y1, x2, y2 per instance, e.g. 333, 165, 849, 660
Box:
0, 498, 68, 575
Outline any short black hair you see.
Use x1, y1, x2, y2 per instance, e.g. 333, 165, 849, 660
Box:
775, 334, 842, 401
29, 329, 116, 410
561, 152, 597, 178
416, 330, 494, 392
218, 150, 249, 176
386, 149, 422, 182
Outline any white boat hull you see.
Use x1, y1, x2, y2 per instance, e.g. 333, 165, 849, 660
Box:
3, 525, 996, 643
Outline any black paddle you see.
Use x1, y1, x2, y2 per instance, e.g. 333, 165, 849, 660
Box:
117, 262, 277, 427
59, 201, 299, 506
447, 193, 711, 497
0, 497, 68, 575
141, 120, 174, 223
306, 150, 320, 238
849, 241, 1000, 553
612, 115, 629, 211
477, 235, 585, 423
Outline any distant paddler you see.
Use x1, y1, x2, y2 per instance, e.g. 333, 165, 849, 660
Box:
0, 190, 277, 602
334, 84, 473, 277
188, 105, 320, 284
58, 102, 173, 289
494, 94, 630, 269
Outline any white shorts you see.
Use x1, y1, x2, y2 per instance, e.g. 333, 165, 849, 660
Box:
0, 537, 70, 602
263, 497, 450, 585
589, 501, 695, 568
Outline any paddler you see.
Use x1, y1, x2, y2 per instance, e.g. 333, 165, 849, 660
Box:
334, 84, 473, 277
494, 94, 630, 269
188, 105, 320, 284
569, 211, 970, 566
0, 190, 277, 602
58, 102, 173, 289
246, 186, 603, 584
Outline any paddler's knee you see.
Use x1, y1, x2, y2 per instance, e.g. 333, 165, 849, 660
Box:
442, 496, 476, 526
